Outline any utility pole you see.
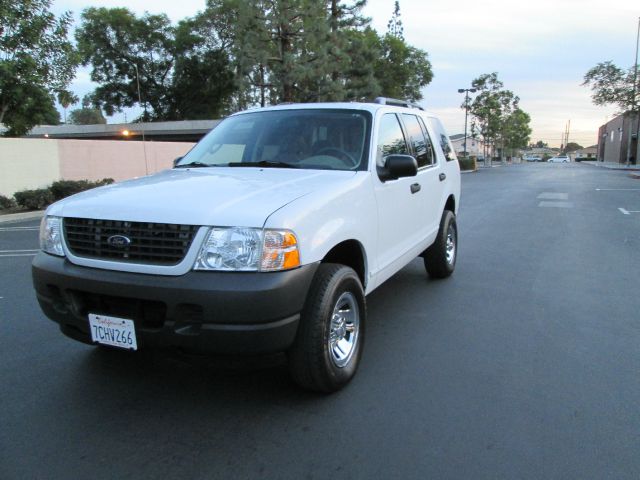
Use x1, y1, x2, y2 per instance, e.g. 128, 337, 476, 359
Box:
132, 63, 149, 175
458, 87, 477, 158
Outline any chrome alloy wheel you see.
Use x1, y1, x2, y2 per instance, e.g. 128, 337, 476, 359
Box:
328, 291, 360, 368
446, 223, 456, 265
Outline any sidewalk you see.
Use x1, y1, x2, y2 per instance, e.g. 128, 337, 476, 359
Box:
0, 210, 44, 223
580, 160, 640, 172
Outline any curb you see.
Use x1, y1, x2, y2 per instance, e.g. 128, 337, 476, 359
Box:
0, 210, 45, 223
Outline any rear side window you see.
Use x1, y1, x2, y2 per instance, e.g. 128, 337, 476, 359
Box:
401, 114, 434, 168
429, 117, 456, 162
376, 114, 409, 168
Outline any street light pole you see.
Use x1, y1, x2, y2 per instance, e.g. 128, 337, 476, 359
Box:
132, 63, 149, 175
458, 87, 477, 158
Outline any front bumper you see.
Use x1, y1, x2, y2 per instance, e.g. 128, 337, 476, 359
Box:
32, 253, 318, 354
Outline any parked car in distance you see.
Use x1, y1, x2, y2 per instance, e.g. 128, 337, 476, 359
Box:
547, 155, 570, 163
523, 155, 543, 162
32, 98, 461, 393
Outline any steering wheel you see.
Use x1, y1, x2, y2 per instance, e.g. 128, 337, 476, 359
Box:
315, 147, 358, 168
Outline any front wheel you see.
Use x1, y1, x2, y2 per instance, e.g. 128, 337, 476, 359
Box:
423, 210, 457, 279
288, 264, 366, 393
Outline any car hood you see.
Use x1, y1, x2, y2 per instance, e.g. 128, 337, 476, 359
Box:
49, 168, 357, 227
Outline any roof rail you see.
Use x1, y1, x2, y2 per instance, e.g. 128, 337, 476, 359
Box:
373, 97, 424, 111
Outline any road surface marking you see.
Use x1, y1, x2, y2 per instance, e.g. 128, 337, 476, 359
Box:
539, 201, 574, 208
0, 249, 39, 253
538, 192, 569, 200
619, 208, 630, 215
0, 253, 37, 257
0, 227, 39, 232
595, 189, 640, 191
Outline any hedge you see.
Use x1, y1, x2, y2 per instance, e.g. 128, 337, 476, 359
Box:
12, 178, 115, 211
458, 157, 477, 171
0, 194, 16, 210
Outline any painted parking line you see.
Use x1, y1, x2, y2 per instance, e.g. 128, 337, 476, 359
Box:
618, 208, 640, 215
0, 249, 39, 258
596, 189, 640, 191
0, 227, 39, 232
538, 193, 569, 200
539, 201, 574, 208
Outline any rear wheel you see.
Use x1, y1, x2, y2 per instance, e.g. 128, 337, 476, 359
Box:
424, 210, 457, 279
288, 264, 365, 393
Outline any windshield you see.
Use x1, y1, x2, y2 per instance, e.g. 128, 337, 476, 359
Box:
176, 109, 371, 171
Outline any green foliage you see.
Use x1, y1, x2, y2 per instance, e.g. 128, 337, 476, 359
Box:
504, 108, 531, 151
68, 108, 106, 125
583, 61, 640, 113
565, 142, 583, 152
203, 0, 431, 106
534, 140, 548, 148
387, 1, 404, 40
13, 188, 54, 210
76, 7, 236, 121
0, 194, 16, 210
76, 7, 176, 121
458, 157, 476, 171
0, 0, 77, 136
49, 178, 114, 201
374, 34, 432, 102
467, 72, 531, 158
13, 179, 115, 210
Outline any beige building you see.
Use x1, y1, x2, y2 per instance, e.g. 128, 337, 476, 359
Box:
449, 134, 485, 158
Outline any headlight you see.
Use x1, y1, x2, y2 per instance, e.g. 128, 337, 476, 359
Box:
194, 227, 300, 272
39, 216, 65, 257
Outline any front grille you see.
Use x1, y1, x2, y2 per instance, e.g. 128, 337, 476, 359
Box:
64, 217, 198, 266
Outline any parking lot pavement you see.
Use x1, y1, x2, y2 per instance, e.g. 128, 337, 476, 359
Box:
1, 164, 640, 480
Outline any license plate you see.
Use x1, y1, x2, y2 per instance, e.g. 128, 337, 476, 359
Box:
88, 313, 138, 350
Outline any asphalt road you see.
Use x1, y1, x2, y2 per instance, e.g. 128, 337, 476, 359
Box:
1, 163, 639, 479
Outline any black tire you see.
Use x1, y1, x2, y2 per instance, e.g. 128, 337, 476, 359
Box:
288, 263, 366, 393
424, 210, 457, 279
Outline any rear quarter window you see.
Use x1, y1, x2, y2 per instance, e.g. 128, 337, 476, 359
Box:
428, 117, 457, 162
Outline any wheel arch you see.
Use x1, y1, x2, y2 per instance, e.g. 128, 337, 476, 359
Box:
444, 194, 456, 214
321, 240, 368, 288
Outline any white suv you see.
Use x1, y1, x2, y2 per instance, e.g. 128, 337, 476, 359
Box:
33, 98, 461, 392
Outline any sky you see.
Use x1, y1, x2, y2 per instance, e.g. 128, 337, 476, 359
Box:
52, 0, 640, 147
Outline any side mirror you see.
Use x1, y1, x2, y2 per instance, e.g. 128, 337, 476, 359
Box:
173, 156, 183, 167
378, 154, 418, 181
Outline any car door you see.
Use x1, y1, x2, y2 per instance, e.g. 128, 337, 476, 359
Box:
373, 113, 426, 280
399, 113, 444, 243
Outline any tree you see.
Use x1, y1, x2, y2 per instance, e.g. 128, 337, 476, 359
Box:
68, 108, 106, 125
467, 73, 529, 160
387, 1, 404, 40
76, 7, 236, 121
0, 0, 76, 135
503, 108, 531, 155
582, 61, 639, 113
534, 140, 548, 148
564, 142, 583, 152
374, 34, 432, 101
57, 91, 78, 123
76, 7, 176, 121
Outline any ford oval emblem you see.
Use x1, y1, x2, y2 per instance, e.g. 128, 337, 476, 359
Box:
107, 235, 132, 248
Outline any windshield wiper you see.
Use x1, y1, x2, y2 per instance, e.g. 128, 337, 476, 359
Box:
174, 161, 214, 169
228, 160, 299, 169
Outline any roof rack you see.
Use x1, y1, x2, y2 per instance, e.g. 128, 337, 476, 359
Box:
373, 97, 424, 111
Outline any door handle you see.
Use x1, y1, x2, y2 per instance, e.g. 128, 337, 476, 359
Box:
439, 173, 447, 182
410, 183, 421, 194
